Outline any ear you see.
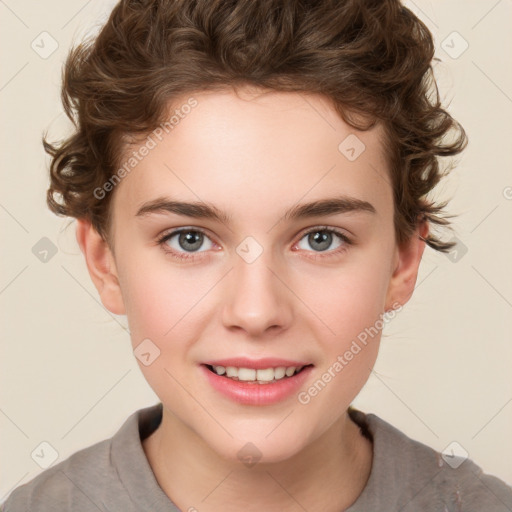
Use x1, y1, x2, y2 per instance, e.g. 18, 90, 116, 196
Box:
385, 220, 429, 311
75, 219, 126, 315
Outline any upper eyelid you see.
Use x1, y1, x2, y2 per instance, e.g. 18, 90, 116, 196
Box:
300, 225, 349, 237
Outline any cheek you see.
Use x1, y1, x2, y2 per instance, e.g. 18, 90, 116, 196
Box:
294, 260, 388, 421
121, 274, 174, 340
302, 254, 392, 345
116, 252, 182, 344
118, 260, 200, 405
118, 254, 217, 349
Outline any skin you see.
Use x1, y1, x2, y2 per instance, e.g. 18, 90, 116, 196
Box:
76, 87, 428, 512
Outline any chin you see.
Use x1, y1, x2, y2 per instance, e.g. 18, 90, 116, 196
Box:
202, 426, 309, 467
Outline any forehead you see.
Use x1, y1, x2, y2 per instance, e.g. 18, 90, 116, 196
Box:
111, 88, 392, 226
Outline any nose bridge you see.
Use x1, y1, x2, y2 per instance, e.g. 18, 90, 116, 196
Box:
221, 237, 292, 335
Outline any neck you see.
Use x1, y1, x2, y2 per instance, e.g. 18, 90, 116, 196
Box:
143, 407, 372, 512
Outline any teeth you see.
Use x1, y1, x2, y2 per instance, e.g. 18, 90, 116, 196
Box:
238, 368, 256, 381
273, 367, 286, 379
211, 365, 304, 383
225, 366, 237, 377
215, 365, 226, 375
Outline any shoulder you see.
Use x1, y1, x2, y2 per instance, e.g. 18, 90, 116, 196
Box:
0, 405, 158, 512
1, 437, 114, 511
349, 409, 512, 512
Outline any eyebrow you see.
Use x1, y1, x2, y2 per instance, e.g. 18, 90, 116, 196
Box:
135, 195, 376, 224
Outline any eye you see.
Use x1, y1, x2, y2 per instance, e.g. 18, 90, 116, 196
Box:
294, 226, 352, 259
156, 228, 214, 261
156, 225, 353, 263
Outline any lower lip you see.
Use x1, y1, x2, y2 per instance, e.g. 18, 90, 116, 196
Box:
200, 364, 314, 406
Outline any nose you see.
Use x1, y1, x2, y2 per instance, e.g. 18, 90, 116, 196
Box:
221, 250, 293, 338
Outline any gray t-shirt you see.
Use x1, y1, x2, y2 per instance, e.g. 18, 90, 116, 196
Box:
2, 403, 511, 511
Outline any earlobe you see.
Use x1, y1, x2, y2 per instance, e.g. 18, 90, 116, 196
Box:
385, 221, 429, 311
75, 219, 126, 315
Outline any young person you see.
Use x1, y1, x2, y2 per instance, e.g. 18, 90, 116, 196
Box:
3, 0, 511, 510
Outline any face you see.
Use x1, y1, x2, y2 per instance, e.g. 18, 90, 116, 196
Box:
80, 88, 424, 463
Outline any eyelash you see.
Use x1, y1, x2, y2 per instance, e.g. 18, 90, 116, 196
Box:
156, 226, 353, 262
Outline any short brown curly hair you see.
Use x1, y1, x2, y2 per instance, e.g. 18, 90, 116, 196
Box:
44, 0, 467, 253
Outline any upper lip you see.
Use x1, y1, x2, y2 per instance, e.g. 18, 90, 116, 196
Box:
203, 357, 313, 369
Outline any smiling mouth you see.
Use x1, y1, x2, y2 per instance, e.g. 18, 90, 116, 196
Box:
204, 364, 313, 384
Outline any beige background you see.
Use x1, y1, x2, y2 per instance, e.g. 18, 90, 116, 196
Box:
1, 0, 511, 502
